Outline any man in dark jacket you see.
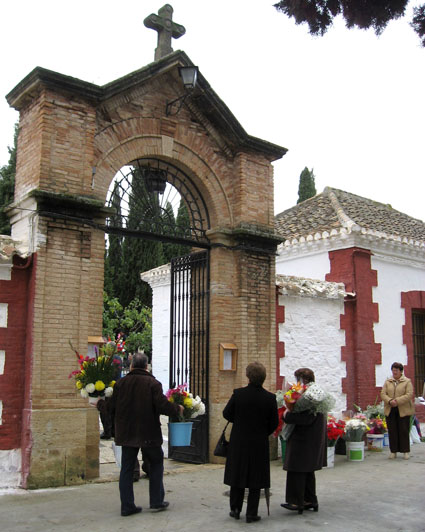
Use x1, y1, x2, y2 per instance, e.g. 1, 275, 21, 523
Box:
109, 352, 183, 516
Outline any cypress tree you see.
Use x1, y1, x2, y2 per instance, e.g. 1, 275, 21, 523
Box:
297, 167, 317, 204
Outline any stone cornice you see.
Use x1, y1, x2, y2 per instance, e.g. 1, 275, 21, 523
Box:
141, 264, 171, 287
6, 51, 287, 162
276, 274, 350, 299
277, 227, 425, 268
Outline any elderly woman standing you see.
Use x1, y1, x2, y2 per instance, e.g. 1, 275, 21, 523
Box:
281, 368, 327, 515
381, 362, 414, 459
223, 362, 278, 524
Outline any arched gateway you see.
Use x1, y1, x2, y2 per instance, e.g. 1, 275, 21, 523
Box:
2, 6, 286, 487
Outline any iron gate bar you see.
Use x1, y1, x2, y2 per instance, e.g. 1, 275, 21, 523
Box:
104, 225, 211, 248
169, 250, 209, 463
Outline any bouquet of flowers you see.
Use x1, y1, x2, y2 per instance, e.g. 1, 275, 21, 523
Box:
69, 341, 120, 399
344, 418, 370, 442
166, 384, 206, 421
281, 382, 335, 441
367, 417, 387, 434
327, 416, 346, 447
283, 382, 307, 409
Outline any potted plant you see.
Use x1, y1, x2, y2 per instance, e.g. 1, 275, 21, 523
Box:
166, 384, 205, 446
344, 418, 369, 461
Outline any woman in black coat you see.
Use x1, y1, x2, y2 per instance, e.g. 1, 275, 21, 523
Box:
223, 362, 279, 523
281, 368, 327, 515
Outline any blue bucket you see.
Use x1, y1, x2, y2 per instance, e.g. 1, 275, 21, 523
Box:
168, 422, 193, 446
383, 432, 389, 447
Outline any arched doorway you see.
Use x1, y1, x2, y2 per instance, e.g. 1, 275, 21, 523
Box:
105, 157, 210, 462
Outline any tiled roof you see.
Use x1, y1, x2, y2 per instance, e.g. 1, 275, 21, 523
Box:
275, 187, 425, 243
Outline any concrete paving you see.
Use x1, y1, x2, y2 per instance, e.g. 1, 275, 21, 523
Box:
1, 433, 424, 532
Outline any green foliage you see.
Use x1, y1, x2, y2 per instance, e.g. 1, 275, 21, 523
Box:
274, 0, 425, 46
103, 292, 152, 357
0, 123, 18, 235
297, 167, 317, 204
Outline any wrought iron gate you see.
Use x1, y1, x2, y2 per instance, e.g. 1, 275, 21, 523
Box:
169, 250, 209, 463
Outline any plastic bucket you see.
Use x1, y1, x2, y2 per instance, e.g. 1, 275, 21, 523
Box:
168, 422, 193, 446
346, 441, 364, 461
383, 433, 389, 447
367, 433, 384, 452
326, 446, 335, 468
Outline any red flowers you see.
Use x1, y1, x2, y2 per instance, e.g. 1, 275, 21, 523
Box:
327, 416, 345, 446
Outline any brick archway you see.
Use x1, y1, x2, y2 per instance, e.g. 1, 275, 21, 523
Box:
4, 52, 286, 487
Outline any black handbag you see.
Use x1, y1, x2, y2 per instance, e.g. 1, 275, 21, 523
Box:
214, 421, 230, 457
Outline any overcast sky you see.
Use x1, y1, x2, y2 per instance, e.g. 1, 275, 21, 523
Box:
1, 0, 424, 221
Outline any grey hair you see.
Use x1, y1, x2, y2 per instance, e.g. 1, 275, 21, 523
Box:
131, 352, 148, 369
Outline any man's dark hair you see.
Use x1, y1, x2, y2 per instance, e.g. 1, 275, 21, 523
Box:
131, 352, 148, 369
246, 362, 266, 386
391, 362, 404, 372
294, 367, 315, 384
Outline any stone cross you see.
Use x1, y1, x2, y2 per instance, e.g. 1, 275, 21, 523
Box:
144, 4, 186, 61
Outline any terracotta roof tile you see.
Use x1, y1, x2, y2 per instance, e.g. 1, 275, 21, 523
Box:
275, 187, 425, 242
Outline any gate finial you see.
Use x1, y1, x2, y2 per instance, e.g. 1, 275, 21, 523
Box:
144, 4, 186, 61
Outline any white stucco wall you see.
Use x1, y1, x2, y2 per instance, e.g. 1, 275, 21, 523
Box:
0, 449, 21, 488
276, 250, 330, 280
278, 291, 347, 415
141, 266, 172, 392
372, 253, 425, 387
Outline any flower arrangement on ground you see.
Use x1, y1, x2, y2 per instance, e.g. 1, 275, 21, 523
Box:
327, 416, 346, 447
69, 341, 121, 399
166, 384, 206, 421
367, 417, 387, 434
280, 382, 335, 441
344, 418, 370, 442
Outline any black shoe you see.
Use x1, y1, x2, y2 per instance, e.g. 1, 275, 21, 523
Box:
229, 510, 240, 520
121, 506, 142, 517
150, 501, 169, 512
304, 502, 319, 512
281, 503, 304, 514
100, 432, 111, 440
246, 515, 261, 523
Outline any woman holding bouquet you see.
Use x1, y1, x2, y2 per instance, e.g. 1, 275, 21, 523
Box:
281, 368, 328, 515
223, 362, 279, 523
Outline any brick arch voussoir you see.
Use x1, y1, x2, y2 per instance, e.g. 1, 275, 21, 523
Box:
94, 135, 233, 229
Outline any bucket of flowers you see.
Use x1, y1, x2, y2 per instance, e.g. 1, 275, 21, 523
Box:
326, 416, 346, 467
69, 341, 121, 405
344, 418, 369, 461
166, 384, 206, 446
366, 417, 387, 451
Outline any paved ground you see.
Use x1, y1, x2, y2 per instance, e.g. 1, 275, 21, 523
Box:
1, 425, 424, 532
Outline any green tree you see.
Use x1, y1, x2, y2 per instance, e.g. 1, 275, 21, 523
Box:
162, 199, 191, 262
0, 123, 18, 235
297, 167, 317, 204
104, 182, 123, 298
103, 292, 152, 357
119, 169, 164, 308
274, 0, 425, 46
